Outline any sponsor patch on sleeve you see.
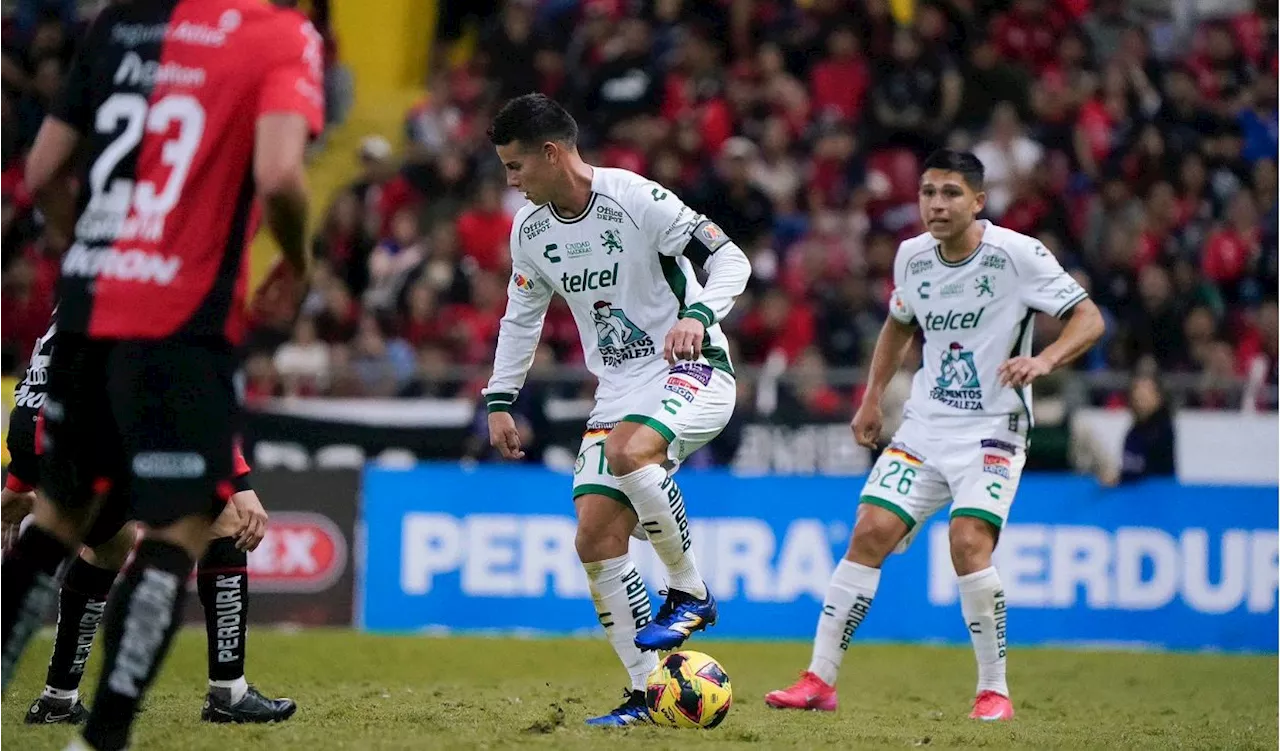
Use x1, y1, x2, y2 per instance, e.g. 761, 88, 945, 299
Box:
693, 220, 730, 252
511, 272, 536, 294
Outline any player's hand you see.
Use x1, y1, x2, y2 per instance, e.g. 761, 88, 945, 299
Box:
665, 317, 705, 364
488, 411, 525, 460
229, 490, 269, 552
998, 355, 1054, 388
1, 488, 35, 526
851, 400, 883, 449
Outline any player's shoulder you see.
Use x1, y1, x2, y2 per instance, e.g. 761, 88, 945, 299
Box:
894, 231, 939, 275
510, 202, 551, 252
224, 0, 318, 53
981, 223, 1044, 261
594, 167, 672, 207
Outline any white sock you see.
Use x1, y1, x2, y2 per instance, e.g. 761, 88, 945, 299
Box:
585, 555, 659, 692
957, 566, 1009, 697
210, 675, 249, 704
807, 559, 880, 686
42, 686, 78, 701
614, 465, 706, 599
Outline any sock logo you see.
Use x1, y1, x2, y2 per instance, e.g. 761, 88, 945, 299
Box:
657, 477, 693, 553
70, 600, 107, 675
839, 595, 874, 651
993, 589, 1007, 659
107, 569, 179, 698
214, 575, 244, 663
622, 566, 652, 629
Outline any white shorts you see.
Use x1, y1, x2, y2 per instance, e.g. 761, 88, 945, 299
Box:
859, 416, 1027, 553
572, 362, 736, 506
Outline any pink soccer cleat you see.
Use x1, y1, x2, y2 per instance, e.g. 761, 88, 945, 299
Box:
969, 690, 1015, 721
763, 671, 838, 711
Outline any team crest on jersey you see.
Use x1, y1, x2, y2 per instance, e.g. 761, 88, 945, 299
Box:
974, 275, 995, 298
592, 301, 655, 366
930, 342, 982, 410
600, 229, 624, 254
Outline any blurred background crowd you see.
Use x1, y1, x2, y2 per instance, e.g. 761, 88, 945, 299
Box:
1, 0, 1276, 476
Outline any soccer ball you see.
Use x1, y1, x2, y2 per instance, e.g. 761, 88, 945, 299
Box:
644, 651, 732, 729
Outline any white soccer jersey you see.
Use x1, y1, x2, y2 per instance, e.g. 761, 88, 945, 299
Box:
888, 221, 1088, 428
484, 167, 750, 413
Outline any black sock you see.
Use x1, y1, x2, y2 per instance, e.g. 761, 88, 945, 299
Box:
82, 539, 193, 751
198, 537, 248, 683
2, 525, 75, 689
45, 556, 118, 692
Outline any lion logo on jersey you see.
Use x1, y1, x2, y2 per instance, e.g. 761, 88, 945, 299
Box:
936, 342, 981, 389
600, 229, 624, 255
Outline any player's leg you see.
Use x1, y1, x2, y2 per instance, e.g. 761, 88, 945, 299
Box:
947, 434, 1025, 722
607, 365, 735, 651
2, 336, 116, 690
79, 340, 233, 751
766, 439, 950, 711
571, 438, 658, 726
25, 509, 133, 727
198, 493, 297, 724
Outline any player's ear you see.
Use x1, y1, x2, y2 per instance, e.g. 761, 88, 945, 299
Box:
543, 141, 559, 164
972, 189, 987, 216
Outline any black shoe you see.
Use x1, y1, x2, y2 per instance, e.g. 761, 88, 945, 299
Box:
24, 694, 88, 725
201, 685, 297, 724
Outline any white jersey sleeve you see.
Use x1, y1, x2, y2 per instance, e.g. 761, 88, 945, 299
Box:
887, 245, 918, 326
482, 211, 555, 411
1019, 242, 1088, 318
628, 179, 752, 327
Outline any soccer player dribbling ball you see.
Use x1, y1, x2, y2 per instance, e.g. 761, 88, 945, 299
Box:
765, 150, 1105, 721
0, 1, 322, 749
482, 94, 752, 726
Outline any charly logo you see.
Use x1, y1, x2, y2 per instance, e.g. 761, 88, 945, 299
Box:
592, 301, 655, 367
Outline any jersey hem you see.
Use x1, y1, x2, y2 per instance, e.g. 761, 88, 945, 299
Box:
950, 507, 1004, 529
573, 483, 632, 508
1053, 291, 1089, 318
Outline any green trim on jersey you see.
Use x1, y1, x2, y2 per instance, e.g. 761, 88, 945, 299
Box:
621, 414, 677, 444
860, 495, 917, 530
659, 255, 734, 376
484, 392, 517, 413
574, 483, 632, 508
1009, 310, 1035, 425
682, 303, 715, 327
549, 193, 598, 224
951, 507, 1004, 529
934, 243, 983, 268
1053, 290, 1089, 319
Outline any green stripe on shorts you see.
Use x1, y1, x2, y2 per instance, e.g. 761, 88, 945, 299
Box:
951, 507, 1004, 529
621, 414, 676, 444
860, 495, 916, 530
573, 483, 632, 508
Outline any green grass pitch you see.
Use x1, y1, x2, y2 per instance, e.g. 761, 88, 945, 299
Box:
4, 629, 1275, 750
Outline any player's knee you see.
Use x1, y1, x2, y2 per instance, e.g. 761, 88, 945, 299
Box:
603, 428, 664, 476
575, 525, 627, 563
948, 516, 997, 573
847, 515, 904, 566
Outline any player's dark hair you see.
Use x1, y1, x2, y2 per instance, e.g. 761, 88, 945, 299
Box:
922, 149, 986, 192
488, 93, 579, 149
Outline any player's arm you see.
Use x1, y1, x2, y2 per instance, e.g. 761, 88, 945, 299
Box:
484, 233, 555, 459
639, 183, 752, 362
255, 14, 327, 278
852, 256, 918, 448
998, 247, 1106, 388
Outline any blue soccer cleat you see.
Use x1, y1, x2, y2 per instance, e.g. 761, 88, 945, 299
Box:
634, 587, 717, 652
585, 690, 652, 727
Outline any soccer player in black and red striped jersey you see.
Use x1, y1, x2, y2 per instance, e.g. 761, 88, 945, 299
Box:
0, 1, 321, 748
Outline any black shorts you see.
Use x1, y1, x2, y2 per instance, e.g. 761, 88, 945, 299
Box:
41, 334, 240, 529
5, 405, 40, 490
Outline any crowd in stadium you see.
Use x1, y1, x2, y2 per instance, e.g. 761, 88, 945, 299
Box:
2, 0, 1277, 416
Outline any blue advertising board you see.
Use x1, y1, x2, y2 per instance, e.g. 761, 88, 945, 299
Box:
359, 465, 1278, 652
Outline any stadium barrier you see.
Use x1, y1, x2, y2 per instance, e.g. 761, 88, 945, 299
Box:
359, 464, 1278, 653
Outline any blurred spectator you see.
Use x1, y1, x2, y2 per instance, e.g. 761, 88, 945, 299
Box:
365, 207, 426, 311
869, 28, 962, 158
972, 102, 1044, 218
1101, 374, 1176, 486
455, 179, 513, 273
689, 137, 774, 250
274, 316, 332, 397
350, 313, 415, 397
314, 190, 375, 299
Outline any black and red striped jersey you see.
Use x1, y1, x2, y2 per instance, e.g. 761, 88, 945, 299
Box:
51, 0, 324, 344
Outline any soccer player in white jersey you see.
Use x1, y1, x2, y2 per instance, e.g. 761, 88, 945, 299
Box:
765, 150, 1105, 721
482, 94, 752, 726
